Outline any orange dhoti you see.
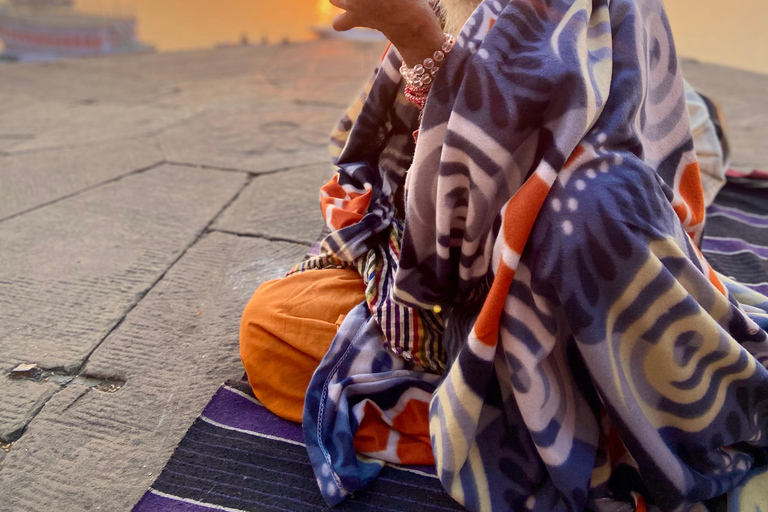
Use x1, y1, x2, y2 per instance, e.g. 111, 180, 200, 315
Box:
239, 268, 366, 423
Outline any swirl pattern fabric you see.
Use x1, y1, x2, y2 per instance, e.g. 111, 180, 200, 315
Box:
303, 0, 768, 510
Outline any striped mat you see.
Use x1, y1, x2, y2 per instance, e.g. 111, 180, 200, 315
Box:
132, 178, 766, 512
132, 379, 466, 512
702, 180, 768, 296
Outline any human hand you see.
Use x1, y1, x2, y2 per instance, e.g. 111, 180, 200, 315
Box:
328, 0, 445, 67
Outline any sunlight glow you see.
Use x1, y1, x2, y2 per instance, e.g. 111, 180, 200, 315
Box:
316, 0, 342, 26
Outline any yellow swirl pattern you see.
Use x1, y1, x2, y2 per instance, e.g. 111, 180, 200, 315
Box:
606, 238, 756, 432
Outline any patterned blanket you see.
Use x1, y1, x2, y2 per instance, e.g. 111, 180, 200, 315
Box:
302, 0, 768, 511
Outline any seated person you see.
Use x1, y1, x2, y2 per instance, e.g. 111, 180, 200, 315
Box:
241, 0, 767, 510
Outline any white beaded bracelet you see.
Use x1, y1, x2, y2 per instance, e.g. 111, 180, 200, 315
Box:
399, 33, 455, 91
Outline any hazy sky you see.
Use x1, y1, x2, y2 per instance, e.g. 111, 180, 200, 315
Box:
27, 0, 768, 74
664, 0, 767, 75
76, 0, 325, 48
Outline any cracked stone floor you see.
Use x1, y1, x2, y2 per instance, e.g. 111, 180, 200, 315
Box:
0, 40, 383, 512
1, 39, 767, 512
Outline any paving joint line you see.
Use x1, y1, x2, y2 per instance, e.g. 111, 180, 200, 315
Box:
0, 160, 166, 224
67, 173, 256, 377
3, 133, 158, 157
1, 174, 255, 447
292, 99, 350, 109
208, 228, 312, 247
60, 387, 90, 415
165, 160, 330, 176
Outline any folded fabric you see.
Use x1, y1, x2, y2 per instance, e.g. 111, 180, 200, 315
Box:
726, 168, 768, 186
684, 82, 730, 206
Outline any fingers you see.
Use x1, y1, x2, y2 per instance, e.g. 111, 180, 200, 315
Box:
328, 0, 357, 32
332, 12, 358, 31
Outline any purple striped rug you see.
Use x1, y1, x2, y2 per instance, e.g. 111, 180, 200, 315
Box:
702, 181, 768, 296
132, 380, 464, 512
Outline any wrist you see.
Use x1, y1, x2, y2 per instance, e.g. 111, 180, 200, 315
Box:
389, 15, 445, 67
396, 30, 446, 68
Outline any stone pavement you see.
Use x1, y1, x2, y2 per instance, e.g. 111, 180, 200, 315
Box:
0, 40, 766, 512
0, 40, 384, 512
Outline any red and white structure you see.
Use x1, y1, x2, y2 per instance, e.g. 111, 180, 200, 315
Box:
0, 0, 151, 60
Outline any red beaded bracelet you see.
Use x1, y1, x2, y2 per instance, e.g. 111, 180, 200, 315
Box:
399, 33, 455, 111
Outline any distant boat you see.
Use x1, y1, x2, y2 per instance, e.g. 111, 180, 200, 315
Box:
0, 0, 153, 61
312, 1, 386, 43
311, 25, 386, 43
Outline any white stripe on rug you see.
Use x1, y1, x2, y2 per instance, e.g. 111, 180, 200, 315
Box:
199, 415, 306, 447
148, 489, 249, 512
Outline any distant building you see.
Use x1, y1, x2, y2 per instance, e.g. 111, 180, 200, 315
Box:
0, 0, 153, 61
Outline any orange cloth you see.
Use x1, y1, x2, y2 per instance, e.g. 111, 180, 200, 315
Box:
354, 399, 435, 465
240, 268, 366, 423
240, 266, 435, 465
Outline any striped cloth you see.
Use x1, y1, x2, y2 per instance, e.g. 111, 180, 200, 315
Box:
289, 220, 446, 373
132, 380, 465, 512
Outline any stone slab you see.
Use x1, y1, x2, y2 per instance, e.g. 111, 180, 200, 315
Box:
0, 138, 164, 220
153, 74, 277, 110
0, 135, 31, 153
681, 59, 768, 171
92, 41, 381, 93
0, 100, 194, 155
0, 40, 374, 99
0, 89, 34, 115
0, 42, 381, 110
0, 233, 307, 512
0, 378, 59, 442
0, 41, 384, 168
0, 58, 171, 106
158, 100, 344, 173
0, 165, 246, 438
213, 163, 334, 244
260, 40, 385, 106
89, 46, 276, 87
0, 164, 246, 370
121, 41, 384, 110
